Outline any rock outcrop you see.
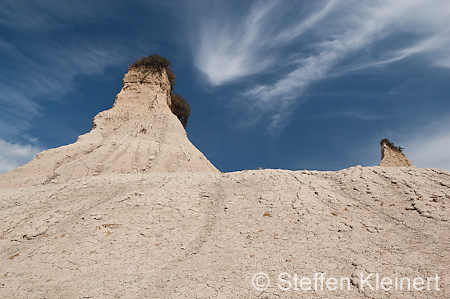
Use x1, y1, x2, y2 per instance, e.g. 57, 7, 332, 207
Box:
0, 68, 217, 187
379, 139, 413, 167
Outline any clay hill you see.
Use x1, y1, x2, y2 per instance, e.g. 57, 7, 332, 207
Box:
0, 64, 449, 298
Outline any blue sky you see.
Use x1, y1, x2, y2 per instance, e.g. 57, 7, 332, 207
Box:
1, 0, 450, 173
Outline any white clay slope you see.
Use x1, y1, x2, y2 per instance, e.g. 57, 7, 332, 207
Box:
0, 167, 449, 298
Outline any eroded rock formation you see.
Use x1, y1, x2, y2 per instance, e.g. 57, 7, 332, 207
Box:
0, 68, 217, 188
379, 139, 413, 167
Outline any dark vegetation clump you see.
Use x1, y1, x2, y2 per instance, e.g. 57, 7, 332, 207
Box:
170, 93, 190, 128
166, 67, 176, 88
129, 54, 171, 71
381, 138, 403, 152
130, 54, 189, 127
129, 54, 176, 87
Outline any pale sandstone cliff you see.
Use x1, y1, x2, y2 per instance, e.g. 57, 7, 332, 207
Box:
0, 68, 217, 188
379, 140, 413, 167
0, 69, 448, 298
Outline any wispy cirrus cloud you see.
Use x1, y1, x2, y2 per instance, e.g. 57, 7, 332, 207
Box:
0, 40, 127, 140
192, 0, 450, 132
192, 0, 337, 86
273, 0, 337, 44
0, 1, 129, 155
313, 110, 383, 121
193, 1, 279, 86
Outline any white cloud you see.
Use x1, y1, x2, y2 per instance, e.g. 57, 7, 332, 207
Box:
274, 0, 337, 43
402, 119, 450, 172
0, 139, 42, 173
192, 0, 450, 132
193, 1, 278, 86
